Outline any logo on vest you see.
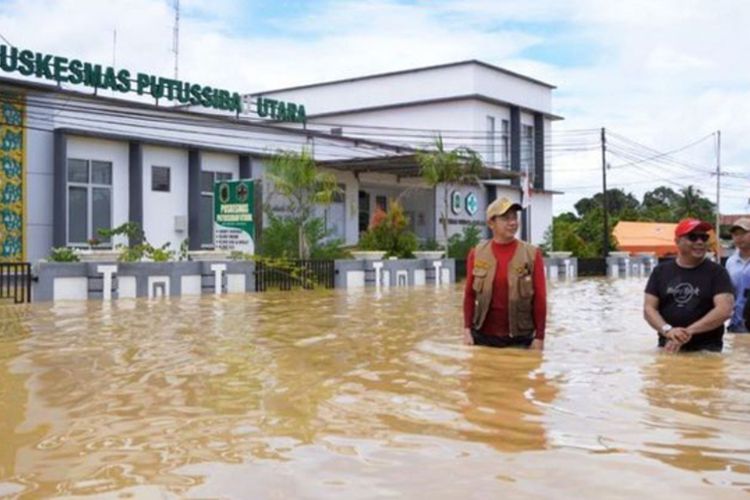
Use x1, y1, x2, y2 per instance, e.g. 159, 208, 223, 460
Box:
667, 282, 701, 306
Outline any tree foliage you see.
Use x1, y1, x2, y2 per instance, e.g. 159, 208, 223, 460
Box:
543, 185, 716, 257
417, 135, 484, 247
264, 149, 343, 259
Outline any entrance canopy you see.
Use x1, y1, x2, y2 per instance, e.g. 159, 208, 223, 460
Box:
318, 154, 519, 180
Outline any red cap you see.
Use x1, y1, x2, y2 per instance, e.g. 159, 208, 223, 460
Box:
675, 218, 713, 237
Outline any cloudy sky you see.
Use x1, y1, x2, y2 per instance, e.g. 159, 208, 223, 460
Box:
1, 0, 748, 214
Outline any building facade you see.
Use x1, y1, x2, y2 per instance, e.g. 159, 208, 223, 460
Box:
0, 58, 560, 265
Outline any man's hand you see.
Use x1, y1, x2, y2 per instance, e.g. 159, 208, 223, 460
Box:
664, 340, 682, 353
667, 327, 691, 345
463, 328, 474, 345
530, 338, 544, 351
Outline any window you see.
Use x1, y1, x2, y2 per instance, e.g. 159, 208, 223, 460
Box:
486, 116, 496, 164
324, 184, 346, 241
501, 120, 510, 167
152, 166, 171, 192
67, 158, 112, 246
200, 171, 233, 247
521, 125, 534, 173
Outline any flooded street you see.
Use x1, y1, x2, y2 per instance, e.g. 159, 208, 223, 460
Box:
1, 278, 750, 499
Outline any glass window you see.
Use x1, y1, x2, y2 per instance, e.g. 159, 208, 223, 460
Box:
216, 172, 233, 182
201, 171, 214, 193
200, 194, 214, 247
486, 116, 496, 164
91, 161, 112, 185
501, 120, 510, 167
92, 188, 111, 242
152, 166, 171, 192
67, 159, 88, 183
68, 186, 88, 243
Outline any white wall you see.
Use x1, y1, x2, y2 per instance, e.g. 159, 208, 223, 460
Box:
142, 146, 188, 250
258, 62, 554, 116
25, 95, 55, 263
66, 136, 130, 247
529, 192, 553, 246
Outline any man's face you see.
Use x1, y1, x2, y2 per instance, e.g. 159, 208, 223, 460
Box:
675, 231, 709, 260
731, 228, 750, 252
488, 209, 519, 240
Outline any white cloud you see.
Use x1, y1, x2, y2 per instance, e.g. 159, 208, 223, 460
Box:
1, 0, 747, 213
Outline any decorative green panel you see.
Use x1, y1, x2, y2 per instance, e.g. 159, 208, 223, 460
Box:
0, 91, 24, 262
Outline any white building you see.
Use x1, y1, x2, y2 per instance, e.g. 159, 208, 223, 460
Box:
250, 60, 562, 245
0, 51, 560, 265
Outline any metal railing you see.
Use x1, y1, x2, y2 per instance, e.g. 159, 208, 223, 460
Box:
0, 262, 32, 304
255, 260, 335, 292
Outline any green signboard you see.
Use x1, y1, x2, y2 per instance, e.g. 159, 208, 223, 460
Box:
214, 180, 255, 254
0, 44, 306, 122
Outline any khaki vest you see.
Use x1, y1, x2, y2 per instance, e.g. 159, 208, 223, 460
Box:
471, 239, 538, 337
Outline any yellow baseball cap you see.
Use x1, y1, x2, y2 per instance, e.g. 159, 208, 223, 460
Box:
486, 197, 522, 219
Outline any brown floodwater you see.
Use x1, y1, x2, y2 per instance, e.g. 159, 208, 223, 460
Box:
1, 278, 749, 499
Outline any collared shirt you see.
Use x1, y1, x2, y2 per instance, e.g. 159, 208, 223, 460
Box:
726, 251, 750, 331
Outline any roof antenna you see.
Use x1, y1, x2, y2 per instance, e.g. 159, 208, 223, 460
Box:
172, 0, 180, 80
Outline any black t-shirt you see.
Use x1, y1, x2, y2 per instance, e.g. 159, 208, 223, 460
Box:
645, 259, 734, 351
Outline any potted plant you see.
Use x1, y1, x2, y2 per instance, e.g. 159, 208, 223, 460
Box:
354, 201, 417, 260
413, 239, 444, 260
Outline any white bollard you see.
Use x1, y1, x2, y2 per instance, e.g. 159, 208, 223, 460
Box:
549, 264, 559, 281
373, 261, 384, 289
96, 265, 117, 301
211, 264, 227, 295
432, 261, 443, 286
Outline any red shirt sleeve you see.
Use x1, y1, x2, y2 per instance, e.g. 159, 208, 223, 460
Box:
533, 250, 547, 340
463, 248, 476, 329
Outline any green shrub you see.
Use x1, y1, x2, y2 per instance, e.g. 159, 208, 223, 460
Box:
447, 223, 482, 259
49, 247, 80, 262
259, 214, 348, 259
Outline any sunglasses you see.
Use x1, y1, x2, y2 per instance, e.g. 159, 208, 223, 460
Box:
685, 233, 709, 242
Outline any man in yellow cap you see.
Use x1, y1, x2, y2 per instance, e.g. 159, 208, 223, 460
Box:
462, 197, 546, 350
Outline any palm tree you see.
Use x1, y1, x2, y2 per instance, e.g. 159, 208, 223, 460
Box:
416, 136, 484, 248
265, 149, 341, 259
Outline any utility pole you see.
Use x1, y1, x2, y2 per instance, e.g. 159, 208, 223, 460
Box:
715, 130, 721, 237
601, 127, 609, 258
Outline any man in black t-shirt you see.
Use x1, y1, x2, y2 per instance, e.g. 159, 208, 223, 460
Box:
644, 218, 734, 352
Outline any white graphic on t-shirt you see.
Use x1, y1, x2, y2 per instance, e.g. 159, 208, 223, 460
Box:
667, 283, 701, 306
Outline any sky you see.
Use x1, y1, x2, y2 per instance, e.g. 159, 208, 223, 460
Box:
0, 0, 748, 215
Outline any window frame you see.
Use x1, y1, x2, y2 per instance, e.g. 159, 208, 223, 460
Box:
151, 165, 171, 192
66, 158, 114, 247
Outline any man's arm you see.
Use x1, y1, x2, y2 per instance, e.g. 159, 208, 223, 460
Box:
644, 293, 690, 345
685, 293, 734, 336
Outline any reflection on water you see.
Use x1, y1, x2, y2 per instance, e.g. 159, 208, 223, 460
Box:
0, 279, 749, 498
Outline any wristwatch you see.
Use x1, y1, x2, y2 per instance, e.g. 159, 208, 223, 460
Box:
660, 324, 673, 335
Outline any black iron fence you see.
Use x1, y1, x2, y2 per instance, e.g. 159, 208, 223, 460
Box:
0, 262, 32, 304
576, 258, 608, 277
255, 260, 335, 292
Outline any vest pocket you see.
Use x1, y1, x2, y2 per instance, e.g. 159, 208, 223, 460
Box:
472, 268, 488, 293
518, 275, 534, 298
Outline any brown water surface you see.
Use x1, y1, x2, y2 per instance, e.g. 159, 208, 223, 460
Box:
1, 278, 749, 499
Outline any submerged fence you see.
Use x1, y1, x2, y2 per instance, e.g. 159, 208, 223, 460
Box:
255, 260, 335, 292
0, 262, 32, 304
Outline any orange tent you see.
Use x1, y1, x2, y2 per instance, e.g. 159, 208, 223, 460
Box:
612, 221, 719, 257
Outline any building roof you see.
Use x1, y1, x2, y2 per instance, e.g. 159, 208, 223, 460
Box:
720, 214, 750, 225
251, 60, 557, 96
613, 221, 678, 256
